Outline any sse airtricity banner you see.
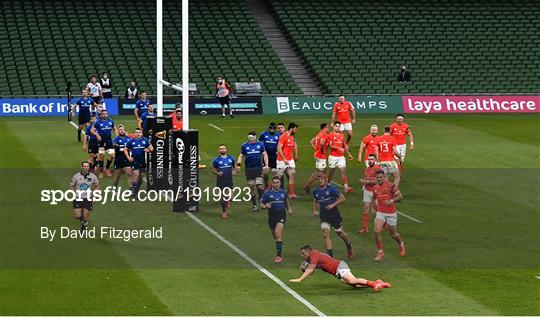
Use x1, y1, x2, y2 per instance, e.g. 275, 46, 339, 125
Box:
0, 98, 119, 116
402, 95, 540, 114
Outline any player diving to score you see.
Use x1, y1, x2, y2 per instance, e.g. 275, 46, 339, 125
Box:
289, 245, 391, 291
260, 176, 292, 263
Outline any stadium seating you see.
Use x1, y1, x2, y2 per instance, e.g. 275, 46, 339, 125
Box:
0, 0, 301, 96
269, 0, 540, 94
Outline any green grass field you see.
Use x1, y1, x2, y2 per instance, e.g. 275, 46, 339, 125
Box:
1, 113, 539, 315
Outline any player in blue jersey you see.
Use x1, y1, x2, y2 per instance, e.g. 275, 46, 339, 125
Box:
71, 90, 97, 142
259, 122, 280, 185
260, 176, 292, 263
124, 128, 153, 198
312, 175, 354, 260
139, 104, 156, 137
212, 144, 237, 219
91, 110, 117, 178
134, 92, 152, 121
237, 131, 269, 212
82, 115, 99, 171
112, 125, 132, 188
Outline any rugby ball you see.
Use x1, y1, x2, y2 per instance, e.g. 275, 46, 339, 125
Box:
300, 261, 310, 272
200, 110, 207, 116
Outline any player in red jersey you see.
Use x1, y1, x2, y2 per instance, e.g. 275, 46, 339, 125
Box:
372, 170, 405, 262
327, 122, 353, 193
358, 124, 379, 167
289, 245, 391, 291
277, 123, 299, 198
172, 109, 183, 131
331, 96, 355, 145
303, 123, 329, 193
389, 114, 414, 176
376, 126, 401, 187
358, 154, 381, 234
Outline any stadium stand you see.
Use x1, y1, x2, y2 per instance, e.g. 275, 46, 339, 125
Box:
269, 0, 540, 94
0, 0, 301, 96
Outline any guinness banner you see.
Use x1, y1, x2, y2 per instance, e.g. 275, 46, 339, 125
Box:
147, 117, 173, 191
172, 130, 199, 212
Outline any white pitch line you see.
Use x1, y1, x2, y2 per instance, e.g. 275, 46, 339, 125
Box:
397, 210, 423, 224
208, 123, 225, 132
186, 212, 326, 317
68, 121, 85, 135
535, 276, 540, 280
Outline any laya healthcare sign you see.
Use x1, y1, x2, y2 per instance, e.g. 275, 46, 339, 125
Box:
403, 95, 539, 114
0, 98, 118, 116
262, 96, 403, 114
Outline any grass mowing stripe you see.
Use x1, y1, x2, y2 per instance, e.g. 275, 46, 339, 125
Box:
397, 210, 423, 223
208, 123, 225, 132
186, 212, 326, 317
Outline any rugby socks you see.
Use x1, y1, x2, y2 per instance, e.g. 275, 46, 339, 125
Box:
288, 184, 296, 196
98, 160, 104, 172
362, 213, 369, 230
365, 280, 377, 288
77, 129, 82, 142
341, 175, 349, 188
276, 241, 283, 257
220, 200, 227, 212
106, 159, 112, 169
132, 181, 139, 195
326, 249, 333, 257
376, 241, 384, 251
90, 158, 98, 170
346, 243, 353, 251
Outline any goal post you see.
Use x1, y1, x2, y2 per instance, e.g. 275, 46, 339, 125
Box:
155, 0, 198, 212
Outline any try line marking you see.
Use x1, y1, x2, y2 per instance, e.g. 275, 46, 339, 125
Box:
186, 212, 326, 317
397, 211, 423, 224
208, 123, 225, 132
535, 276, 540, 280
